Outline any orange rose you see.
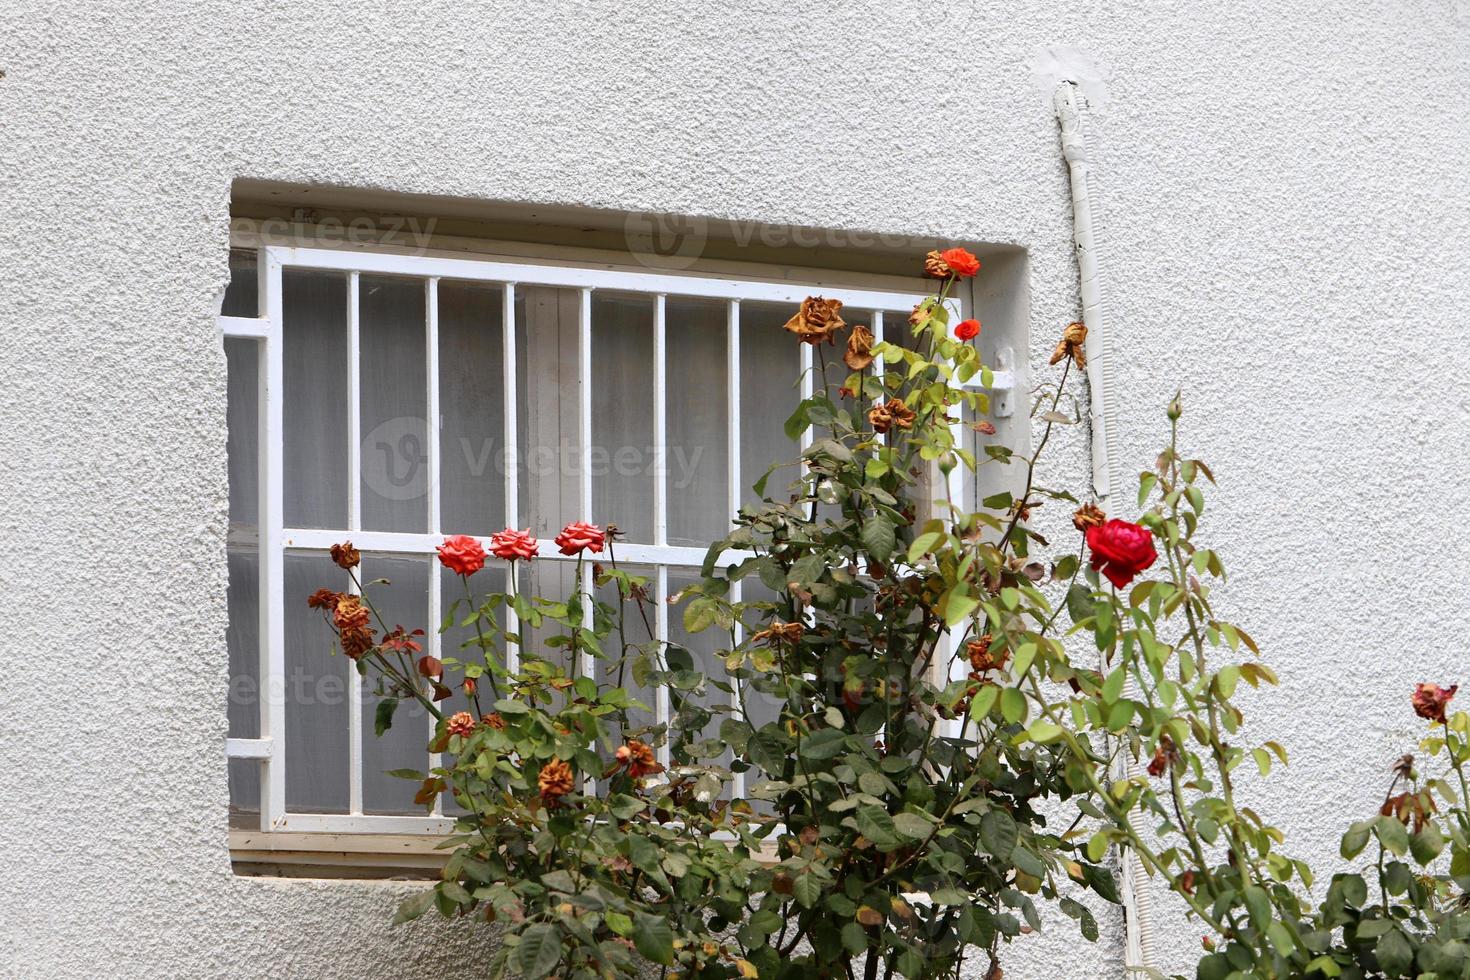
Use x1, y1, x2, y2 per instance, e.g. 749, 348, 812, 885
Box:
437, 534, 487, 577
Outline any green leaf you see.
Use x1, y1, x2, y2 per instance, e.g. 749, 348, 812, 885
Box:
1065, 583, 1093, 624
1026, 719, 1063, 743
1411, 824, 1446, 865
856, 806, 900, 846
391, 889, 434, 925
1374, 814, 1410, 856
633, 912, 675, 966
1374, 928, 1413, 976
799, 727, 848, 760
1000, 687, 1027, 725
605, 911, 633, 937
374, 698, 398, 737
1086, 832, 1110, 862
1340, 821, 1372, 859
1242, 885, 1271, 932
892, 812, 934, 840
793, 873, 824, 909
980, 809, 1018, 861
860, 515, 896, 562
517, 923, 563, 978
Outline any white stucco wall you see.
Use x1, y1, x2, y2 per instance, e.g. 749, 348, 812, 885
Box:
2, 1, 1468, 977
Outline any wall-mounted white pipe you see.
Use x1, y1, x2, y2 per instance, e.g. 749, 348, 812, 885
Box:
1054, 80, 1159, 976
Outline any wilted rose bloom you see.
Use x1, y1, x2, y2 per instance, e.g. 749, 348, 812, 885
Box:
1049, 321, 1089, 369
329, 541, 360, 570
489, 527, 539, 561
923, 250, 952, 279
954, 318, 981, 341
844, 324, 875, 370
972, 420, 997, 436
751, 621, 804, 646
538, 759, 575, 804
307, 588, 341, 610
615, 740, 662, 778
940, 247, 981, 278
554, 521, 605, 556
783, 296, 846, 345
332, 595, 370, 632
966, 634, 1008, 673
1072, 502, 1106, 532
437, 534, 486, 576
868, 398, 916, 434
1085, 519, 1158, 589
1412, 683, 1458, 724
482, 712, 506, 730
446, 711, 476, 737
339, 625, 375, 660
1147, 734, 1177, 777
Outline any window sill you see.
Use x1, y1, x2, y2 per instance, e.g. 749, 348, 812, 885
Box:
229, 829, 447, 879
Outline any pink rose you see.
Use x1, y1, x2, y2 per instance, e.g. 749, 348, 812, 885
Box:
489, 528, 539, 562
554, 521, 605, 556
437, 534, 486, 577
1085, 519, 1158, 589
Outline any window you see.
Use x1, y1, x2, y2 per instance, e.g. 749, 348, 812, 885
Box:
222, 230, 1016, 849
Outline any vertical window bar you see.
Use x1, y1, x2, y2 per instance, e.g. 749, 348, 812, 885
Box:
501, 283, 519, 673
729, 577, 745, 800
259, 248, 285, 832
425, 277, 443, 810
799, 342, 814, 453
871, 310, 884, 369
653, 294, 667, 547
726, 298, 744, 798
578, 288, 594, 682
726, 300, 741, 528
655, 564, 671, 769
426, 278, 441, 535
346, 271, 363, 816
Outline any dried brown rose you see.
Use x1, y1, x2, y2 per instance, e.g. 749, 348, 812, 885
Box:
1413, 683, 1457, 724
971, 420, 997, 435
1072, 502, 1106, 532
868, 398, 916, 434
538, 759, 575, 803
1049, 321, 1089, 369
923, 250, 952, 279
330, 541, 360, 570
482, 712, 506, 730
339, 625, 375, 660
844, 324, 875, 371
783, 296, 846, 345
307, 588, 341, 610
752, 621, 804, 646
1147, 734, 1178, 777
615, 739, 662, 778
446, 711, 476, 737
332, 595, 370, 632
966, 635, 1008, 673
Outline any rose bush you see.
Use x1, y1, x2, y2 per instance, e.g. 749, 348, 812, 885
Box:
307, 247, 1470, 979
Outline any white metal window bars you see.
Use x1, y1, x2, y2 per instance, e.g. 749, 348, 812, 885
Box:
221, 243, 1011, 835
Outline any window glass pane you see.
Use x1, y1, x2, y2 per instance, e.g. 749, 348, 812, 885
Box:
360, 276, 428, 533
738, 302, 802, 508
227, 549, 260, 739
221, 248, 258, 318
225, 338, 259, 531
667, 568, 733, 795
593, 564, 659, 743
592, 292, 655, 544
438, 562, 511, 816
285, 553, 351, 813
283, 270, 349, 529
666, 297, 729, 545
439, 282, 506, 535
360, 555, 431, 815
228, 758, 261, 826
516, 286, 582, 537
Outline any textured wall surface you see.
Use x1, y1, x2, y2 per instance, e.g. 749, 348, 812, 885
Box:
2, 1, 1468, 977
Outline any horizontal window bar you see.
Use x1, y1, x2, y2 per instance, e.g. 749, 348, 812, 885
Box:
225, 737, 274, 759
274, 812, 455, 836
219, 315, 270, 339
264, 246, 928, 313
281, 528, 753, 568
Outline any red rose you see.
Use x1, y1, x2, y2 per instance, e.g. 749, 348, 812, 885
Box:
554, 521, 605, 556
490, 527, 539, 561
1412, 683, 1458, 724
954, 318, 981, 341
940, 247, 981, 278
437, 534, 486, 577
1085, 519, 1158, 589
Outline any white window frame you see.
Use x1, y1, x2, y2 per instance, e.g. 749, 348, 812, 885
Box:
221, 241, 1014, 836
